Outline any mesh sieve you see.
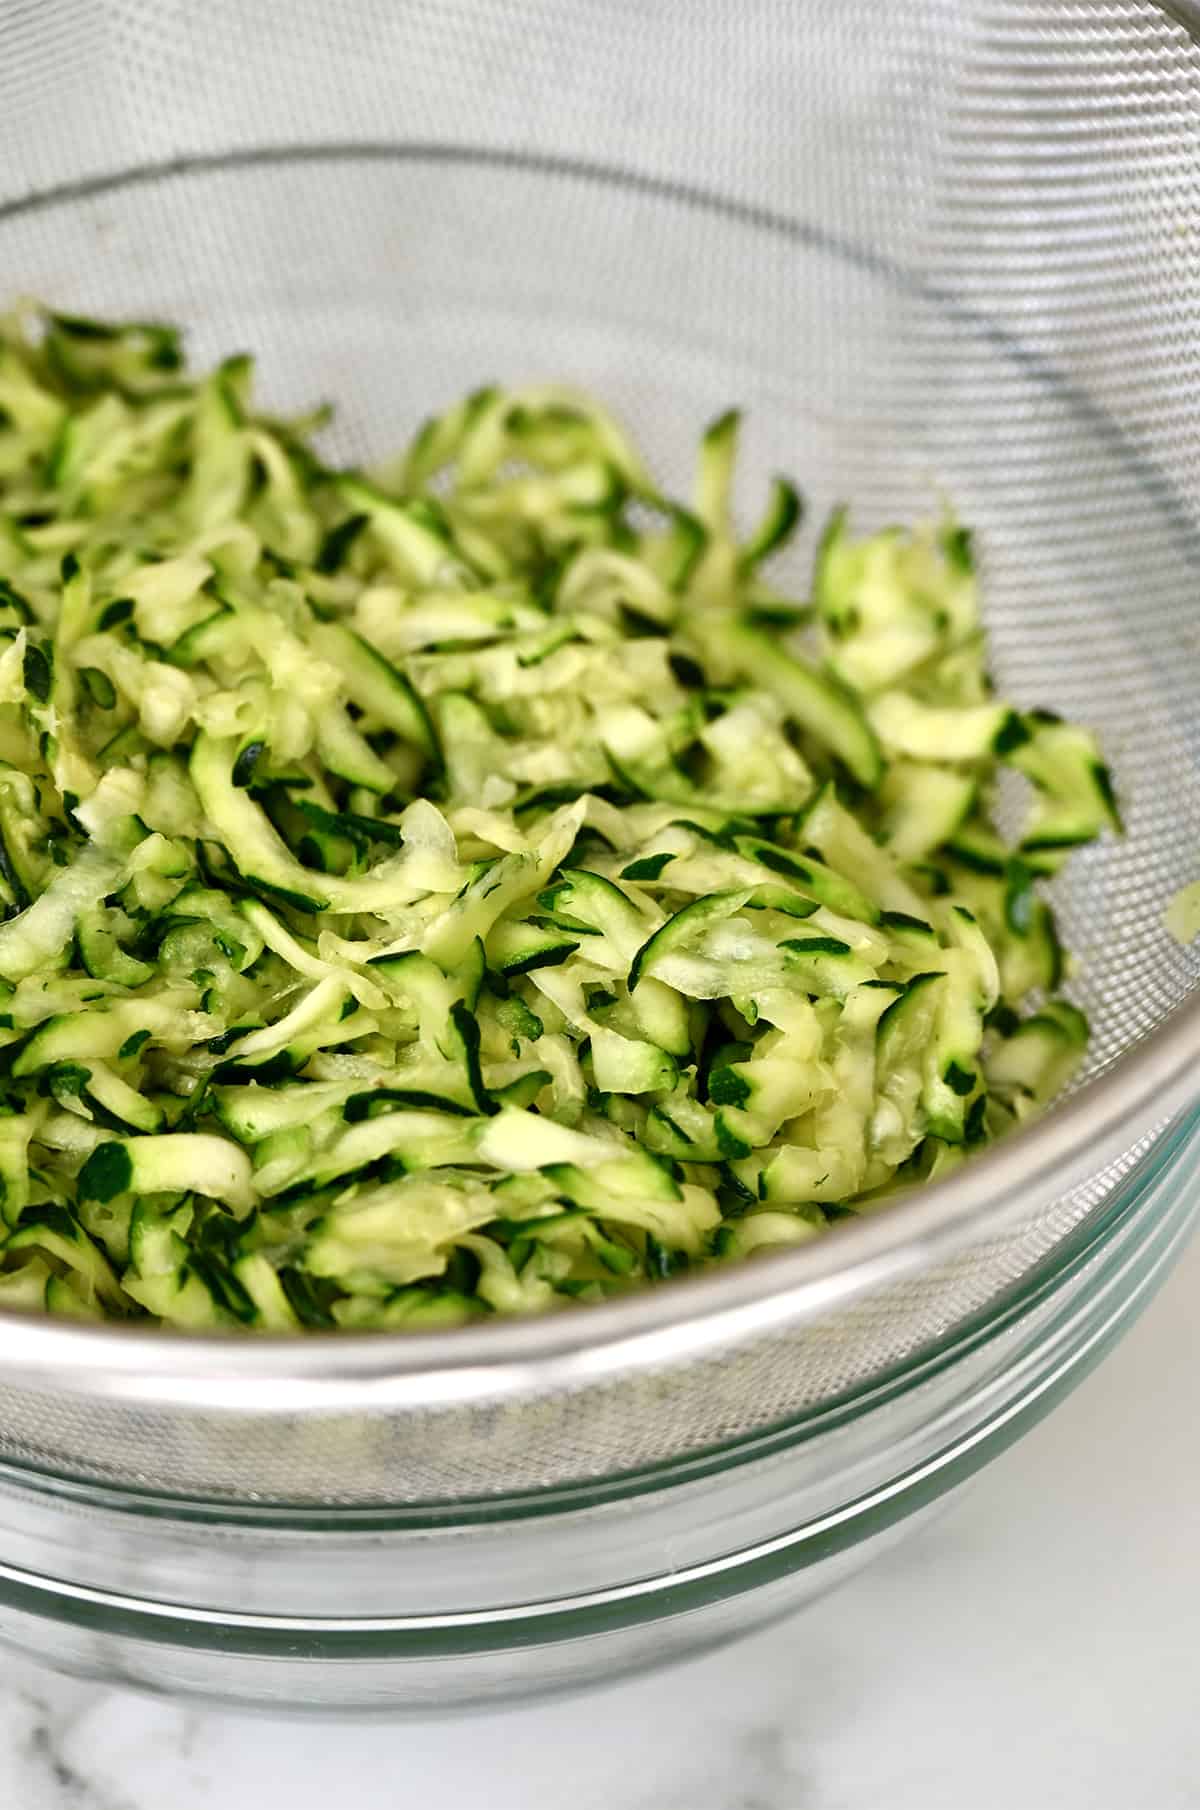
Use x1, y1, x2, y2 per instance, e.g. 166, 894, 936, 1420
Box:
0, 0, 1198, 1504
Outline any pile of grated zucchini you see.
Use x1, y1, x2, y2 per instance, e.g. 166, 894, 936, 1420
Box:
0, 303, 1119, 1330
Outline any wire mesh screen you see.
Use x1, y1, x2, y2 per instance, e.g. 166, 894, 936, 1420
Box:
0, 0, 1196, 1501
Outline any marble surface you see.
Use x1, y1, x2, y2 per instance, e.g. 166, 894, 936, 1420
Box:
0, 1230, 1194, 1810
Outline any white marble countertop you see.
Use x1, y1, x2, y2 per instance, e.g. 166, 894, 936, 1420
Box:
0, 1229, 1195, 1810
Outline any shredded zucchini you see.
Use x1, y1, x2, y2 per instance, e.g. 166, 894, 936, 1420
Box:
1166, 879, 1200, 946
0, 302, 1117, 1329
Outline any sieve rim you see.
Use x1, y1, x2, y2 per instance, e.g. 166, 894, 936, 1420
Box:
1, 0, 1199, 1408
